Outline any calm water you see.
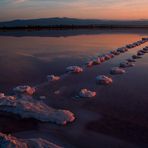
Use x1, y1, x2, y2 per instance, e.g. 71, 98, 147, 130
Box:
0, 29, 148, 147
0, 30, 147, 93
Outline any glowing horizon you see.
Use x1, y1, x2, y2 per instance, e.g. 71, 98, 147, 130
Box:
0, 0, 148, 21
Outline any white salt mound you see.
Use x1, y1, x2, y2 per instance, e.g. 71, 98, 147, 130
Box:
132, 55, 142, 59
92, 57, 101, 65
47, 75, 60, 81
110, 67, 126, 75
143, 46, 148, 52
13, 85, 35, 95
111, 50, 120, 55
79, 89, 96, 98
86, 61, 94, 67
117, 47, 128, 53
96, 75, 113, 85
127, 58, 136, 62
120, 62, 135, 68
0, 132, 61, 148
0, 94, 75, 125
66, 66, 83, 73
137, 51, 144, 56
0, 93, 5, 98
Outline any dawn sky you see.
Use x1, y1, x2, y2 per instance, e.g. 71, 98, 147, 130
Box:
0, 0, 148, 21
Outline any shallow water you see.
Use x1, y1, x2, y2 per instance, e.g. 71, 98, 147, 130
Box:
0, 29, 147, 93
0, 29, 148, 147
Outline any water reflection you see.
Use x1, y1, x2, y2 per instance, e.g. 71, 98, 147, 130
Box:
0, 32, 147, 92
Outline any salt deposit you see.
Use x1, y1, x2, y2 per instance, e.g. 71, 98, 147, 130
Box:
79, 89, 96, 98
110, 67, 126, 75
0, 132, 61, 148
47, 75, 60, 81
86, 61, 94, 67
117, 47, 128, 53
92, 57, 101, 65
142, 38, 148, 41
120, 61, 135, 68
13, 85, 36, 95
137, 50, 145, 56
0, 93, 5, 98
66, 66, 83, 73
132, 55, 142, 59
127, 58, 136, 62
96, 75, 113, 85
0, 94, 75, 125
110, 50, 120, 55
99, 56, 106, 62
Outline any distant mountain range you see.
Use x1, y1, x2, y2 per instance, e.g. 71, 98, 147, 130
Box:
0, 17, 148, 28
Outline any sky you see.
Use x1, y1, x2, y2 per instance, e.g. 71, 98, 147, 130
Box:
0, 0, 148, 21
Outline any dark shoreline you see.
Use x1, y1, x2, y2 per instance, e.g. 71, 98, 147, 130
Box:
0, 25, 148, 31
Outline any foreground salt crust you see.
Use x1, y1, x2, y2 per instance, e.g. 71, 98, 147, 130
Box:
47, 75, 60, 81
110, 67, 126, 75
120, 61, 135, 68
0, 132, 61, 148
0, 94, 75, 125
96, 75, 113, 85
13, 85, 36, 95
66, 66, 83, 73
79, 89, 96, 98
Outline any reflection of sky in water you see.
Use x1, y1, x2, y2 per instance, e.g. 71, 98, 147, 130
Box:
0, 33, 147, 92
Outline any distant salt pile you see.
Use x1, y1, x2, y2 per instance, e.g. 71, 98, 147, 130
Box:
142, 38, 148, 41
47, 75, 60, 81
110, 67, 126, 75
99, 56, 106, 62
79, 89, 96, 98
0, 93, 5, 98
120, 61, 135, 68
66, 66, 83, 73
117, 47, 128, 53
96, 75, 113, 85
137, 50, 145, 56
110, 50, 120, 55
127, 58, 136, 62
132, 55, 142, 59
126, 44, 135, 49
0, 94, 75, 125
0, 132, 61, 148
13, 85, 35, 95
86, 60, 94, 67
92, 57, 101, 65
143, 46, 148, 52
104, 53, 113, 60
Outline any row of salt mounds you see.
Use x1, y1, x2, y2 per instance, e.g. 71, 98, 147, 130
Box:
0, 132, 61, 148
96, 75, 113, 85
85, 38, 146, 68
0, 93, 75, 125
132, 47, 148, 59
13, 85, 36, 95
66, 66, 83, 73
47, 75, 60, 82
86, 53, 114, 67
79, 89, 96, 98
110, 67, 126, 75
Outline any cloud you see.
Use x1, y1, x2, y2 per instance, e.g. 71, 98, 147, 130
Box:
14, 0, 27, 3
